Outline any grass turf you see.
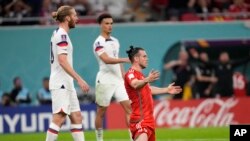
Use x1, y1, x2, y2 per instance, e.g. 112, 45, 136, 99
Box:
0, 127, 229, 141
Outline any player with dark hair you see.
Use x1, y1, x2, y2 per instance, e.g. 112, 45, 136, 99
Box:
124, 46, 182, 141
46, 5, 89, 141
93, 13, 131, 141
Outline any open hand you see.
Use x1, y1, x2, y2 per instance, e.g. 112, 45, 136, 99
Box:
167, 82, 182, 94
146, 69, 160, 83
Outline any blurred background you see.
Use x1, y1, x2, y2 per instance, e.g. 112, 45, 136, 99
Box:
1, 0, 250, 140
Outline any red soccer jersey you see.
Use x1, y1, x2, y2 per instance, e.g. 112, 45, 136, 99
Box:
233, 72, 247, 97
124, 68, 155, 128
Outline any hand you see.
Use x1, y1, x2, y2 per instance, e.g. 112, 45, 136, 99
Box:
204, 88, 211, 96
210, 77, 218, 83
146, 69, 160, 83
122, 58, 130, 63
166, 82, 182, 94
77, 78, 89, 93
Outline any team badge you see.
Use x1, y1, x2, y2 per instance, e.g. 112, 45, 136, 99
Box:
61, 35, 67, 41
95, 42, 104, 52
128, 74, 135, 80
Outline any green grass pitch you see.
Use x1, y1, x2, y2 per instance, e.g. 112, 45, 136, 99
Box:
0, 127, 229, 141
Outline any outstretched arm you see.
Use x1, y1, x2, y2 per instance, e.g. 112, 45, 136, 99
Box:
99, 52, 130, 64
129, 70, 160, 90
151, 83, 182, 95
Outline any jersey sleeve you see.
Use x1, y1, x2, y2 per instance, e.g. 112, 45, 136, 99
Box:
125, 71, 137, 85
94, 41, 105, 56
55, 34, 69, 55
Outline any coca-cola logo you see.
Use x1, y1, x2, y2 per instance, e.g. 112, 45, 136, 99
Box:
154, 98, 238, 127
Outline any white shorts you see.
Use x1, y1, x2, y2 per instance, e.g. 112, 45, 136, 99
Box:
50, 89, 80, 115
95, 83, 129, 107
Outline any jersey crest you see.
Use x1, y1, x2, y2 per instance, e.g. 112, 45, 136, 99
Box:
95, 42, 104, 52
61, 35, 67, 41
128, 73, 135, 80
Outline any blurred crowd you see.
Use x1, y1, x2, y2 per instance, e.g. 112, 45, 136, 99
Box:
164, 48, 250, 100
0, 76, 95, 107
1, 0, 250, 26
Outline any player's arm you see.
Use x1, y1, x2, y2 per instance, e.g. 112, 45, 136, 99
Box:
56, 38, 83, 82
99, 52, 129, 64
150, 83, 182, 95
128, 70, 160, 89
58, 54, 89, 93
56, 34, 89, 93
94, 42, 129, 64
120, 64, 125, 79
58, 54, 82, 81
129, 78, 149, 90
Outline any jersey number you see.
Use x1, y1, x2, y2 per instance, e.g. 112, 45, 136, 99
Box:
50, 42, 54, 64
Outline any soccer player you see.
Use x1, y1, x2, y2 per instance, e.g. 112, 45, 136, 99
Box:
124, 46, 182, 141
93, 13, 131, 141
46, 5, 90, 141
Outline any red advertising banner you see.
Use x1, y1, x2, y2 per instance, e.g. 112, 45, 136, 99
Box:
106, 97, 250, 129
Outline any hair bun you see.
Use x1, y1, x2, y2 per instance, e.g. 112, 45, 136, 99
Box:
51, 12, 58, 20
126, 45, 134, 54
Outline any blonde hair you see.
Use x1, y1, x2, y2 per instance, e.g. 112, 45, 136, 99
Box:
51, 5, 74, 22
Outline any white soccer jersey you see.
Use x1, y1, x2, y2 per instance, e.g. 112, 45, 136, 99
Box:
49, 27, 74, 91
93, 35, 123, 84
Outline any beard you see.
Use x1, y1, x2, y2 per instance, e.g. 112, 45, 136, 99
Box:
68, 18, 75, 29
140, 64, 146, 69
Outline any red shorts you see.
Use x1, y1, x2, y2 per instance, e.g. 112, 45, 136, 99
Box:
130, 120, 155, 141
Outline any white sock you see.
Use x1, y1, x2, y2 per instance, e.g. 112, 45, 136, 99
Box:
128, 129, 133, 141
71, 124, 85, 141
46, 122, 60, 141
95, 128, 103, 141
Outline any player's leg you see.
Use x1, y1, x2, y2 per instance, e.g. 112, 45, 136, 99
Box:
69, 90, 85, 141
115, 84, 131, 126
95, 105, 108, 141
115, 84, 132, 140
95, 83, 115, 141
46, 89, 69, 141
131, 121, 154, 141
120, 100, 133, 141
135, 133, 148, 141
135, 127, 154, 141
46, 112, 67, 141
119, 100, 131, 126
148, 128, 156, 141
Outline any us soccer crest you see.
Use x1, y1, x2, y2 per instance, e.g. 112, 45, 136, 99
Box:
61, 35, 67, 41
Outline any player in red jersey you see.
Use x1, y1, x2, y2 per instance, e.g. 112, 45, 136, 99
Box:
124, 46, 182, 141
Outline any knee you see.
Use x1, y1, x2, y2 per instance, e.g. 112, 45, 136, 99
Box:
97, 107, 107, 118
74, 112, 83, 122
124, 104, 132, 115
52, 113, 67, 126
69, 111, 83, 124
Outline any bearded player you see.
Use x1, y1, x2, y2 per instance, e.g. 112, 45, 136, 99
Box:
124, 46, 182, 141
